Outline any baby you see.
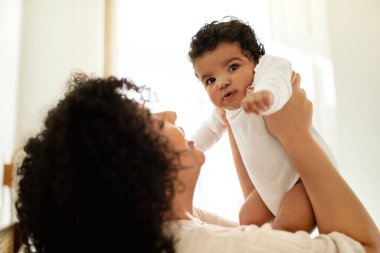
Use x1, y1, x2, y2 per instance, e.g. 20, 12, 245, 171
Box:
189, 17, 336, 232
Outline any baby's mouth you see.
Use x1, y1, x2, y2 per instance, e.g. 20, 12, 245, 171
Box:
223, 91, 234, 100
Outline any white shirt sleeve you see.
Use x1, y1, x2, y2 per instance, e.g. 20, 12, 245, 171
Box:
172, 222, 365, 253
192, 207, 238, 227
191, 108, 226, 152
253, 55, 293, 115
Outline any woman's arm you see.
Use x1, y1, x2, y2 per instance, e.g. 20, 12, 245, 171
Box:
264, 74, 380, 253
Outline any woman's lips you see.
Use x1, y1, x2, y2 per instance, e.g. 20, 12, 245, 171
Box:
187, 140, 194, 148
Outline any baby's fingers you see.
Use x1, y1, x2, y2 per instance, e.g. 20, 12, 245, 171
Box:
242, 96, 264, 114
242, 97, 258, 113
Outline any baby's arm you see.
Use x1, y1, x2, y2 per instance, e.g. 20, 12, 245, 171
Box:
242, 55, 292, 115
192, 108, 226, 151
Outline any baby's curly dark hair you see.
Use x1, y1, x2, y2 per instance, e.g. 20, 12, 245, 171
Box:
188, 17, 265, 64
16, 72, 178, 253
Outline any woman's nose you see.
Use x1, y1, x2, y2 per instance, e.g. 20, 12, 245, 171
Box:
165, 111, 177, 124
153, 111, 177, 124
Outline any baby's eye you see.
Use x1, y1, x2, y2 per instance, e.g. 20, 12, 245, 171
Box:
229, 64, 239, 72
205, 78, 216, 86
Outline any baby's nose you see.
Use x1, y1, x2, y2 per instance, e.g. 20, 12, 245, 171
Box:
218, 79, 230, 90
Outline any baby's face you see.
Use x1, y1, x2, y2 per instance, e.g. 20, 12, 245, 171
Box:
193, 42, 255, 110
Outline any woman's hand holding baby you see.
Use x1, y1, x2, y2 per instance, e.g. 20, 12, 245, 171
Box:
264, 73, 313, 145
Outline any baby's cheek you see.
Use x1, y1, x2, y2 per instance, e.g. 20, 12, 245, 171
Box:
208, 92, 221, 107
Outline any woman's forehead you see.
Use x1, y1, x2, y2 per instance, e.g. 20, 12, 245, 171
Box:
153, 111, 177, 123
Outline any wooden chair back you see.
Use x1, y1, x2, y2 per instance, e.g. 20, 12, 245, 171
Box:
0, 223, 20, 253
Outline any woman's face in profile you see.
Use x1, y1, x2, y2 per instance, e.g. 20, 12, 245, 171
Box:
153, 111, 205, 169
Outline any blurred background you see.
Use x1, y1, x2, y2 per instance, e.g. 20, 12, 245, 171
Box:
1, 0, 379, 228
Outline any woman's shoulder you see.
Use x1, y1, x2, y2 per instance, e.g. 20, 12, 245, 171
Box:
166, 220, 364, 253
192, 207, 238, 227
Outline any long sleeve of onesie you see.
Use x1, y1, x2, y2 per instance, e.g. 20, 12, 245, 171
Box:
192, 108, 226, 152
253, 55, 293, 115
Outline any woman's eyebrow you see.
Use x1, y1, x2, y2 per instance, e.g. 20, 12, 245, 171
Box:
152, 115, 165, 129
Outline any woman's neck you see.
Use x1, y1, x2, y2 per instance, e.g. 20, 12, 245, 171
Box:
165, 191, 194, 221
166, 160, 201, 221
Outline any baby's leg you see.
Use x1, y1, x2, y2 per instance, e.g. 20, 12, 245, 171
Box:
272, 181, 316, 233
239, 189, 274, 225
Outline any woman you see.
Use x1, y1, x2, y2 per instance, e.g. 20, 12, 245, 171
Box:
16, 72, 379, 253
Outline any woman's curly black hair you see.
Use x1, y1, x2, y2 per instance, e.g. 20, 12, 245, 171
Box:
16, 72, 178, 253
188, 16, 265, 64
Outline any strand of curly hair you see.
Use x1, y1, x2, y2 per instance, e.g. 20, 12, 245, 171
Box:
16, 72, 178, 253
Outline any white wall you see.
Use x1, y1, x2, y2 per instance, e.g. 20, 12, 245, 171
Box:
15, 0, 105, 146
0, 0, 105, 227
325, 0, 380, 227
0, 0, 22, 215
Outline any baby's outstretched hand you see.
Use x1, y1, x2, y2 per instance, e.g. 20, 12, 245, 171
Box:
242, 90, 273, 115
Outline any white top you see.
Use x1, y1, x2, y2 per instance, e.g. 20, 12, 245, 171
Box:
192, 55, 337, 215
253, 55, 292, 115
164, 208, 364, 253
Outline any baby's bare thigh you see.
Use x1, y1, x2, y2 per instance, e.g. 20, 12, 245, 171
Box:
239, 189, 274, 225
273, 181, 316, 233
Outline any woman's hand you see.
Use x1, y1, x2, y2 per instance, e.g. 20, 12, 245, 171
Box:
264, 72, 313, 145
264, 72, 380, 253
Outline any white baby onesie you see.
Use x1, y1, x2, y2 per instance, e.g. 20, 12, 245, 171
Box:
193, 55, 336, 215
